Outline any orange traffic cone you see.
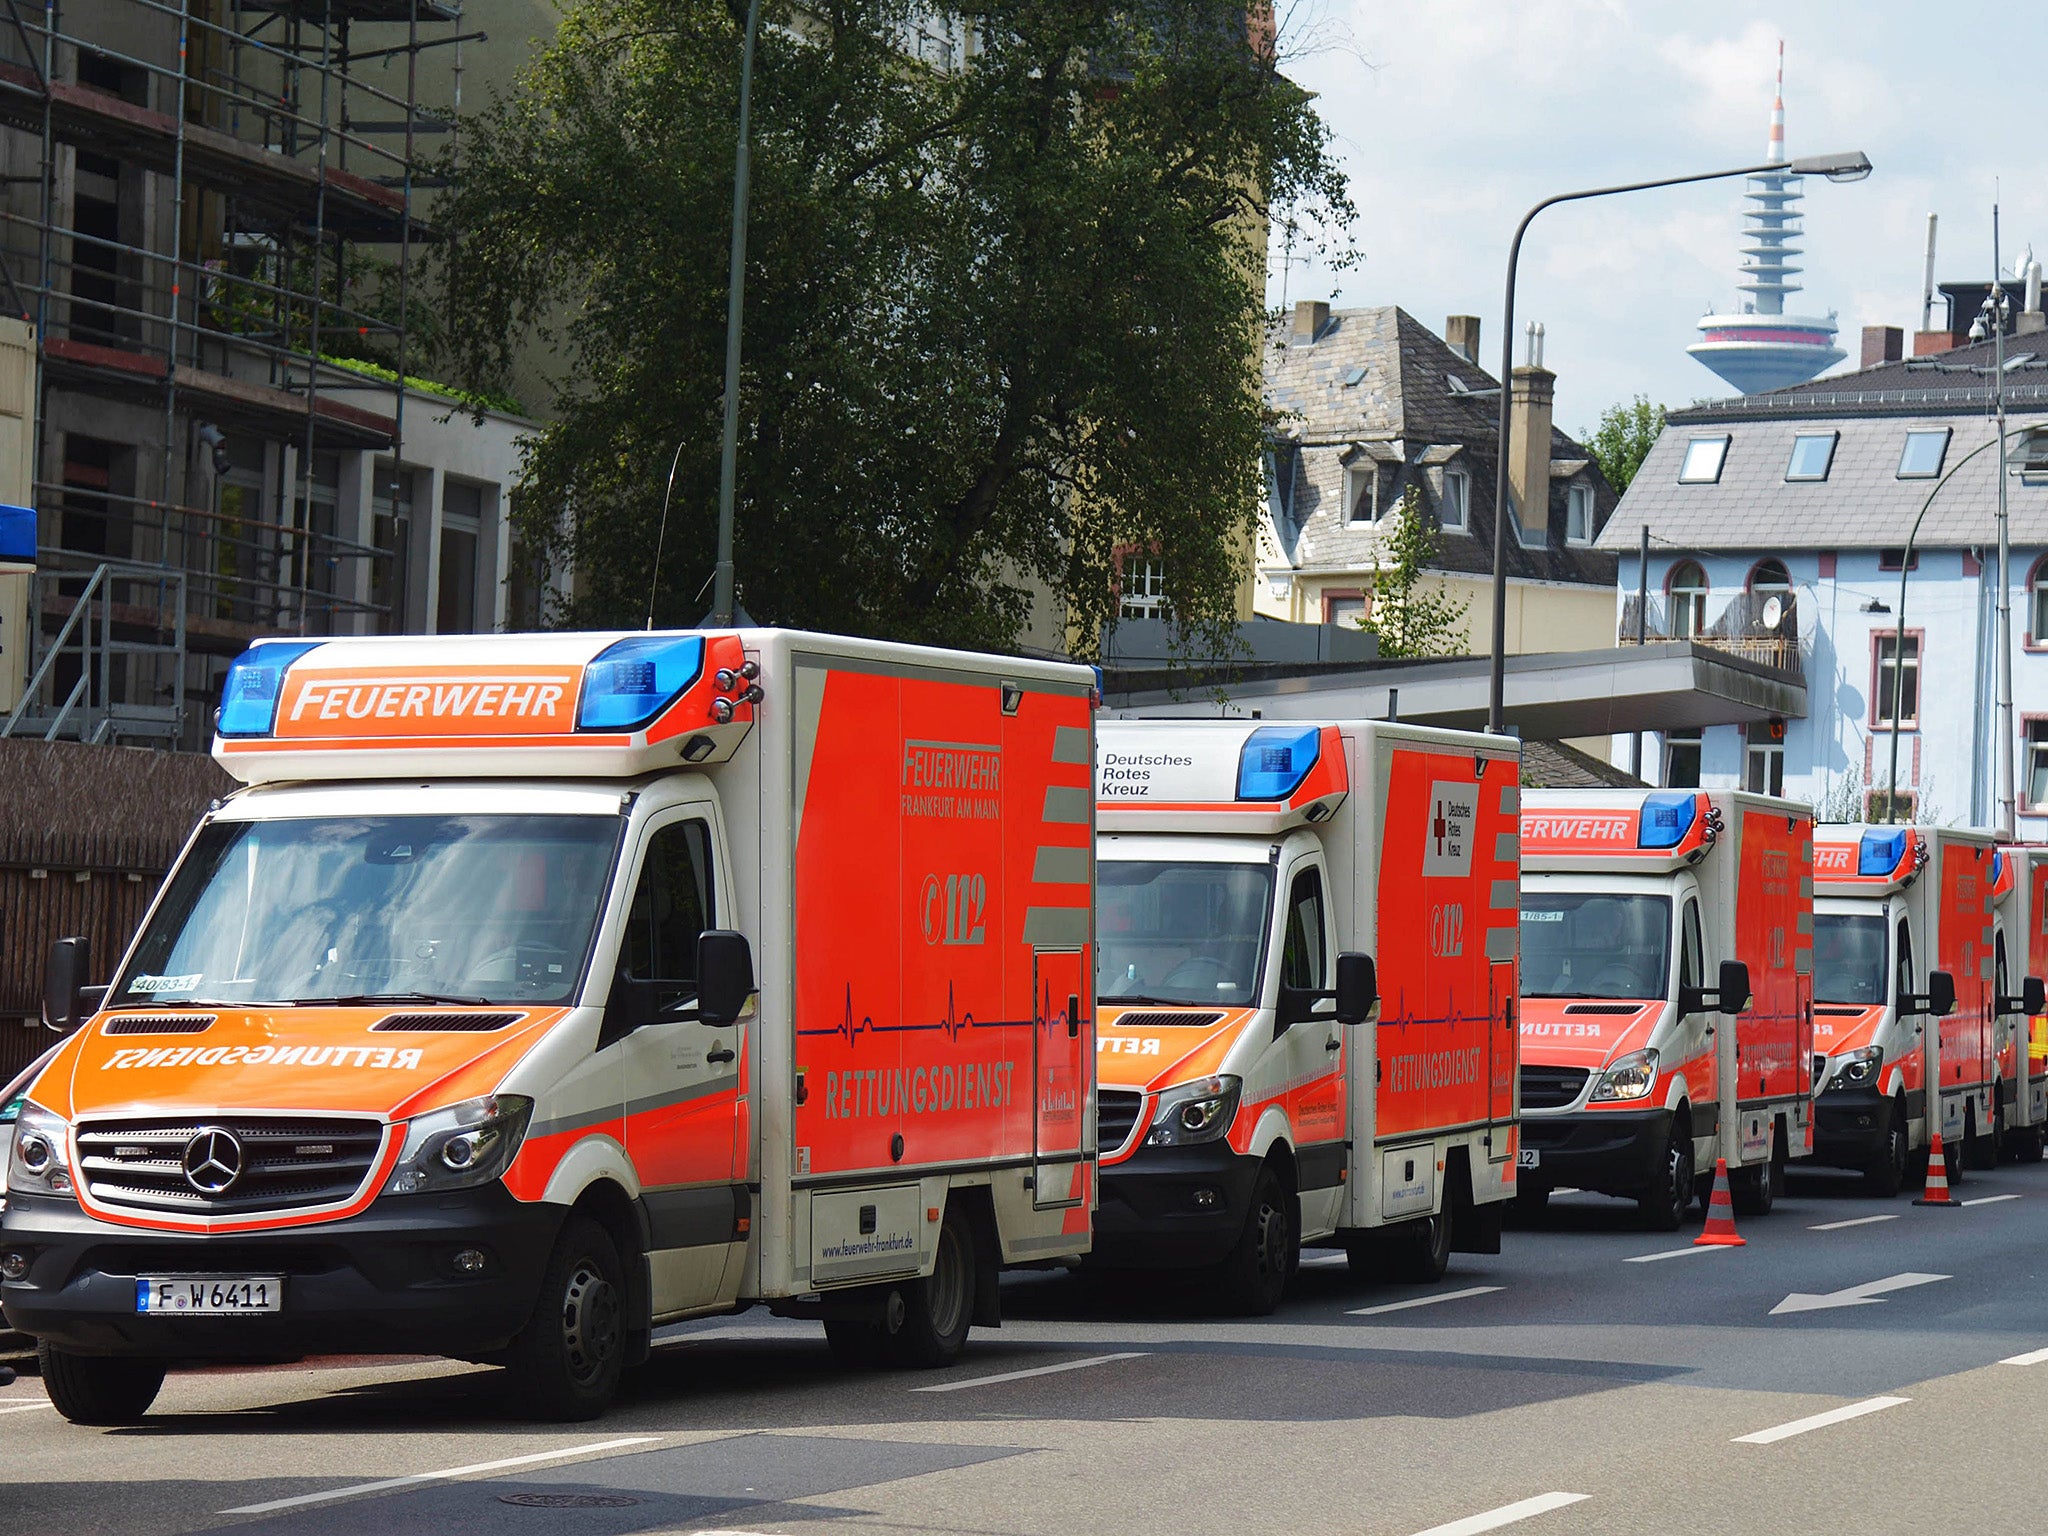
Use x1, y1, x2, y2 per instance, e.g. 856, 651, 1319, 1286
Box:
1914, 1132, 1960, 1207
1694, 1157, 1746, 1247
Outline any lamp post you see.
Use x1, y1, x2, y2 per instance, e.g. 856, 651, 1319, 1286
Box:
1486, 151, 1873, 735
710, 0, 762, 629
1967, 211, 2016, 835
1882, 423, 2048, 822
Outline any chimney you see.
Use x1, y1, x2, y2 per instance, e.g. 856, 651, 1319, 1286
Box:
1860, 325, 1903, 368
1508, 328, 1555, 539
1445, 315, 1481, 364
1913, 329, 1960, 357
2019, 261, 2046, 336
1292, 299, 1330, 345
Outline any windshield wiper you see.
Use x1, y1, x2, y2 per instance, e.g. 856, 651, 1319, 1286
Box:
291, 991, 494, 1007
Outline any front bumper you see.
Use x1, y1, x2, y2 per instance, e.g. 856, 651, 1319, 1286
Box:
1518, 1108, 1670, 1196
1088, 1141, 1261, 1269
1813, 1084, 1889, 1167
0, 1184, 561, 1359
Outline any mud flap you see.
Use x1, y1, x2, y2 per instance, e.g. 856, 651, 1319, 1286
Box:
1451, 1198, 1502, 1255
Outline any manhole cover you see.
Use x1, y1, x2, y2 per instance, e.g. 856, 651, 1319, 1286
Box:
498, 1492, 644, 1509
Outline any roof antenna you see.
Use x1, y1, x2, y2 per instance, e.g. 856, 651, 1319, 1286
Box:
646, 439, 687, 631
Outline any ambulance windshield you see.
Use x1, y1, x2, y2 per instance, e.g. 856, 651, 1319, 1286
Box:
1812, 912, 1888, 1005
114, 814, 623, 1008
1519, 892, 1671, 1000
1096, 860, 1274, 1006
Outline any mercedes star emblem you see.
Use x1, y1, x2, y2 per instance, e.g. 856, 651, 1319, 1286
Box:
181, 1128, 244, 1195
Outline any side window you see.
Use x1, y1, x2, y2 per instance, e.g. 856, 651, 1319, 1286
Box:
1680, 899, 1705, 994
1896, 919, 1914, 1004
622, 819, 715, 1009
1280, 867, 1327, 991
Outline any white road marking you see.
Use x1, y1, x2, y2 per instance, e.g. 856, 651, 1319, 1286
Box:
1549, 1187, 1580, 1196
1404, 1491, 1591, 1536
0, 1401, 50, 1415
1300, 1252, 1349, 1268
2000, 1345, 2048, 1366
1810, 1214, 1900, 1231
1963, 1194, 2021, 1207
1734, 1396, 1910, 1444
1770, 1272, 1948, 1316
910, 1352, 1148, 1393
218, 1436, 662, 1515
1625, 1244, 1731, 1263
1350, 1285, 1504, 1317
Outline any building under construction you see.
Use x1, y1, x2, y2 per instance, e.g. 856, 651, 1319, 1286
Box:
0, 0, 541, 750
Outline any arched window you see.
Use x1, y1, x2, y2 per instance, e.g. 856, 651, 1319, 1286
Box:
2030, 555, 2048, 645
1668, 561, 1709, 638
1748, 558, 1792, 594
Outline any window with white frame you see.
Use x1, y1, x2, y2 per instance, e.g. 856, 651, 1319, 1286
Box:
1566, 481, 1593, 544
1897, 428, 1951, 479
1785, 431, 1839, 481
1668, 561, 1709, 637
2028, 721, 2048, 808
1744, 734, 1785, 796
1873, 632, 1920, 729
1343, 462, 1376, 524
1663, 730, 1703, 788
1440, 467, 1469, 533
1678, 435, 1731, 484
1120, 558, 1168, 620
2032, 559, 2048, 644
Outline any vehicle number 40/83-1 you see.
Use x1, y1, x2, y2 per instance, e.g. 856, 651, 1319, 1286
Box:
135, 1276, 282, 1315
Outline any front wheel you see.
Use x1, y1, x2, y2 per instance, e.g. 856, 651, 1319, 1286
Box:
504, 1213, 627, 1421
37, 1343, 164, 1425
1215, 1163, 1296, 1315
1636, 1124, 1695, 1232
1862, 1101, 1909, 1197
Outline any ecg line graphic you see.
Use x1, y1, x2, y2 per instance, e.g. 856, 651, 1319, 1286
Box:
796, 982, 1036, 1044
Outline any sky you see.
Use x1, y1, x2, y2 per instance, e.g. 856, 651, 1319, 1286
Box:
1267, 0, 2048, 436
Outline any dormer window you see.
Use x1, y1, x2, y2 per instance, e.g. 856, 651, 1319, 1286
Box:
1343, 462, 1377, 524
1440, 468, 1469, 534
1566, 482, 1593, 545
1678, 435, 1730, 484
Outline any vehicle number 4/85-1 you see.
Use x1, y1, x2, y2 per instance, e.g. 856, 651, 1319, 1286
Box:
136, 1276, 282, 1315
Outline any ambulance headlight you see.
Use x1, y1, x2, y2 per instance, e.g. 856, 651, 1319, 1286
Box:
1591, 1049, 1659, 1102
1145, 1076, 1242, 1146
577, 635, 705, 731
6, 1104, 74, 1198
215, 640, 320, 737
384, 1094, 532, 1195
1829, 1046, 1883, 1090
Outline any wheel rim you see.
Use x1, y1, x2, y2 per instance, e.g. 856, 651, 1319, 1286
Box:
560, 1258, 622, 1386
926, 1225, 968, 1340
1254, 1188, 1291, 1281
1668, 1136, 1694, 1221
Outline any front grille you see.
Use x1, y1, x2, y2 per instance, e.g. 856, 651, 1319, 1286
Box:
101, 1015, 216, 1035
370, 1011, 524, 1033
1561, 1003, 1640, 1016
1520, 1065, 1590, 1110
1111, 1010, 1225, 1029
75, 1116, 386, 1217
1097, 1089, 1145, 1155
1816, 1006, 1864, 1018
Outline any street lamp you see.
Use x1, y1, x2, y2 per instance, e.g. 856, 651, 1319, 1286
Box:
710, 0, 763, 629
1882, 421, 2048, 823
1485, 150, 1873, 735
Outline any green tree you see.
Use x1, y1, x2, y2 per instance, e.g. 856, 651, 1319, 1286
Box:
1584, 395, 1667, 495
1365, 488, 1469, 659
439, 0, 1351, 653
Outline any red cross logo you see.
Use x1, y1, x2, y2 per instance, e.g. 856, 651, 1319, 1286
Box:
1433, 799, 1447, 855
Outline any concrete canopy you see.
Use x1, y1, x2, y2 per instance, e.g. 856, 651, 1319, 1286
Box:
1102, 641, 1805, 738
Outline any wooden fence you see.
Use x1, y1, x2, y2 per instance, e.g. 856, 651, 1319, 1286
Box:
0, 740, 231, 1078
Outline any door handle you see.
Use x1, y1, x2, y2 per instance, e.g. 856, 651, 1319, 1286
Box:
1324, 1037, 1343, 1052
707, 1045, 736, 1064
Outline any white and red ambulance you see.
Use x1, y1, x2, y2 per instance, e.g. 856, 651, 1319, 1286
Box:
1090, 719, 1521, 1313
1, 629, 1096, 1423
1813, 825, 2034, 1186
1998, 843, 2048, 1161
1516, 790, 1814, 1227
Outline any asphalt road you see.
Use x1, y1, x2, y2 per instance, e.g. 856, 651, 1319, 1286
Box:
9, 1158, 2048, 1536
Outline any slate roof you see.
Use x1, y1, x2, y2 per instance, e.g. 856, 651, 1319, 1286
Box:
1263, 307, 1619, 587
1599, 333, 2048, 552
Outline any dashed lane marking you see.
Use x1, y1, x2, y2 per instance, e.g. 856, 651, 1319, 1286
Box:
0, 1401, 49, 1415
1810, 1214, 1900, 1231
1404, 1491, 1592, 1536
1349, 1285, 1505, 1317
1625, 1244, 1733, 1263
910, 1352, 1148, 1393
217, 1437, 663, 1515
1962, 1194, 2021, 1207
1733, 1396, 1909, 1445
2000, 1346, 2048, 1365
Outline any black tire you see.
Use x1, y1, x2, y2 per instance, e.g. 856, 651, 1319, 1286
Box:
504, 1213, 626, 1421
37, 1342, 164, 1426
1946, 1114, 1968, 1185
1389, 1206, 1454, 1284
2010, 1123, 2047, 1164
1862, 1100, 1909, 1198
1969, 1095, 2002, 1171
886, 1209, 974, 1368
1730, 1150, 1776, 1217
823, 1318, 885, 1366
1215, 1162, 1296, 1315
1636, 1122, 1695, 1232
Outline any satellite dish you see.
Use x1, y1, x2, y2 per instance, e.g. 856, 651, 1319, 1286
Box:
1761, 595, 1784, 630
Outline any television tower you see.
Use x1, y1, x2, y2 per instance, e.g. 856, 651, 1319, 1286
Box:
1687, 42, 1845, 394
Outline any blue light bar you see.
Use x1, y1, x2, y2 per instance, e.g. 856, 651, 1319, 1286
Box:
576, 635, 705, 731
1637, 791, 1698, 850
215, 641, 321, 737
1236, 725, 1321, 801
1859, 828, 1909, 878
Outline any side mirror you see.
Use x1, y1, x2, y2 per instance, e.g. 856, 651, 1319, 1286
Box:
696, 929, 755, 1027
2025, 976, 2045, 1017
42, 936, 91, 1034
1926, 969, 1957, 1018
1334, 952, 1378, 1026
1715, 960, 1751, 1017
